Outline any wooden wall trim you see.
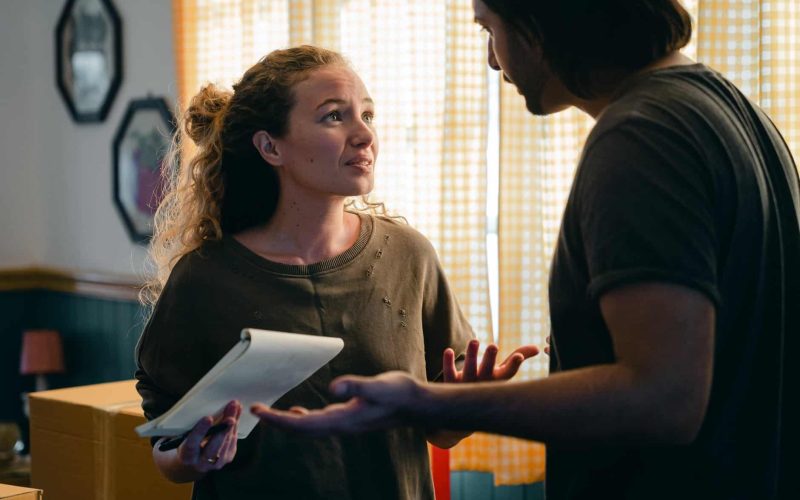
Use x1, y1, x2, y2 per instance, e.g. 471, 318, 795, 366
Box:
0, 267, 142, 302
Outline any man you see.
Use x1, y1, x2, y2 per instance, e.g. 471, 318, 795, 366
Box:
253, 1, 799, 498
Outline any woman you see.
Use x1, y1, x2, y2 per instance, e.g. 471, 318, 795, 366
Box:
135, 45, 535, 500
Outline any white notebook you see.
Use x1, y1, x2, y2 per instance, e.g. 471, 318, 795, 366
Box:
135, 328, 344, 439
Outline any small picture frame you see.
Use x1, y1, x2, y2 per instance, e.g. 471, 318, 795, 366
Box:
112, 97, 176, 243
55, 0, 122, 123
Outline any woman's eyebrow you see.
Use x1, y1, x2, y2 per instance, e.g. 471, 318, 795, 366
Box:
316, 97, 374, 110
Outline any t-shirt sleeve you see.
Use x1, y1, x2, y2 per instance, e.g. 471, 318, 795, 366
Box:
576, 123, 721, 305
419, 242, 476, 381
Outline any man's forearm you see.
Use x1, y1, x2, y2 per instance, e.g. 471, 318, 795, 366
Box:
414, 363, 702, 446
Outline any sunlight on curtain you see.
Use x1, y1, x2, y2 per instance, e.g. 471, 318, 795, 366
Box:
173, 0, 490, 342
481, 91, 594, 486
697, 0, 799, 159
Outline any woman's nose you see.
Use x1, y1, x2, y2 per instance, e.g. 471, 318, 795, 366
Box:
350, 119, 375, 147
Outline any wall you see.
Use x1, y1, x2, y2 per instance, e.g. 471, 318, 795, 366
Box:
0, 1, 45, 268
0, 0, 176, 277
0, 0, 175, 462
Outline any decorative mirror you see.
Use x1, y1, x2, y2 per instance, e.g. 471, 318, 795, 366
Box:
56, 0, 122, 123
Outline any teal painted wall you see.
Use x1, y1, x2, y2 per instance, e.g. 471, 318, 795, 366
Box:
0, 289, 145, 452
452, 472, 544, 500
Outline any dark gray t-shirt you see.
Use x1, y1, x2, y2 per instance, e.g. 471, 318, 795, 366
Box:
135, 213, 474, 500
548, 64, 799, 499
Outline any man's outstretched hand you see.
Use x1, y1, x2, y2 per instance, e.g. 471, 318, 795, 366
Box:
251, 341, 540, 439
251, 371, 422, 437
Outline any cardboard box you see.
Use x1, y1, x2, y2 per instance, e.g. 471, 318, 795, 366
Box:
0, 483, 42, 499
29, 381, 191, 500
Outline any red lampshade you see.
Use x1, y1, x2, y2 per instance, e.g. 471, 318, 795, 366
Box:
20, 330, 65, 375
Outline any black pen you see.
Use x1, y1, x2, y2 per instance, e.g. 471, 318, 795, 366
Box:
157, 422, 231, 452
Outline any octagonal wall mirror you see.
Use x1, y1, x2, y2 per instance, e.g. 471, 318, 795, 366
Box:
56, 0, 122, 123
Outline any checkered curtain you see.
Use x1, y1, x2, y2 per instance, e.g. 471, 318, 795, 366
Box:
695, 0, 800, 159
172, 0, 490, 336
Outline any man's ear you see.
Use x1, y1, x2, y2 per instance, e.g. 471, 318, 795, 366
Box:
252, 130, 281, 166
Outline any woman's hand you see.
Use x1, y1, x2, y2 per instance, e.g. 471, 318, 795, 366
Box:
177, 400, 241, 472
155, 400, 241, 482
427, 339, 538, 448
442, 339, 539, 383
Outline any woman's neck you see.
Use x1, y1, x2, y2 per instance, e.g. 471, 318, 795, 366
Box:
234, 195, 361, 266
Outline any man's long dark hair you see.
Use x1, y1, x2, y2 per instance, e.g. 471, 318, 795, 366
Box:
483, 0, 693, 98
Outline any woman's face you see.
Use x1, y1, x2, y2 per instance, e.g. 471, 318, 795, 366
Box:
267, 64, 378, 200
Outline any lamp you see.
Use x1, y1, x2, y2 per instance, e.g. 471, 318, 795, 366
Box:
19, 330, 65, 392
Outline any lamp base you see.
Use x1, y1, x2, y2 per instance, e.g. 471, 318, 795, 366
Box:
34, 374, 48, 393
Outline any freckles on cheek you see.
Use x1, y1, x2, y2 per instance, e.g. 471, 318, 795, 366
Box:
308, 157, 314, 164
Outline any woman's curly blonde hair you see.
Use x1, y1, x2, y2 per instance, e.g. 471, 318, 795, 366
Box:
140, 45, 389, 308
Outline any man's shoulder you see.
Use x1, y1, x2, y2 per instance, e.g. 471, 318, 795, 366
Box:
599, 64, 736, 126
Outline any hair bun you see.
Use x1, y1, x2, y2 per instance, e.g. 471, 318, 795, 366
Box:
184, 83, 232, 145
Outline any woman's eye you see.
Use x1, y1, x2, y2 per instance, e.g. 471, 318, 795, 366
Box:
324, 110, 342, 121
363, 113, 374, 124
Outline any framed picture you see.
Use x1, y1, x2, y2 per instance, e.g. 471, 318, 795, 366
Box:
112, 97, 176, 243
56, 0, 122, 123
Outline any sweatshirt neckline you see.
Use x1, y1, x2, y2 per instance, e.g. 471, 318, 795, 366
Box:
223, 212, 374, 277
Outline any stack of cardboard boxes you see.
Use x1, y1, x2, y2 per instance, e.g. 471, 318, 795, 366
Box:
28, 380, 191, 500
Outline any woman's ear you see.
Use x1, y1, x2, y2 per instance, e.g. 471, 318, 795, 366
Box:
253, 130, 281, 166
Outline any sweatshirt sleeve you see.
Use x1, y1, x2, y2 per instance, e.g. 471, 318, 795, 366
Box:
419, 239, 476, 381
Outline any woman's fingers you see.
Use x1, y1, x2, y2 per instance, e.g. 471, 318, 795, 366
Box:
448, 341, 537, 383
201, 421, 230, 467
462, 340, 480, 382
177, 416, 213, 465
175, 401, 243, 471
442, 348, 458, 382
477, 344, 498, 380
494, 352, 525, 379
493, 345, 539, 379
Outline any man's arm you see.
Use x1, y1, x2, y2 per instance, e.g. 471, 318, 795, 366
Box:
254, 282, 714, 446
